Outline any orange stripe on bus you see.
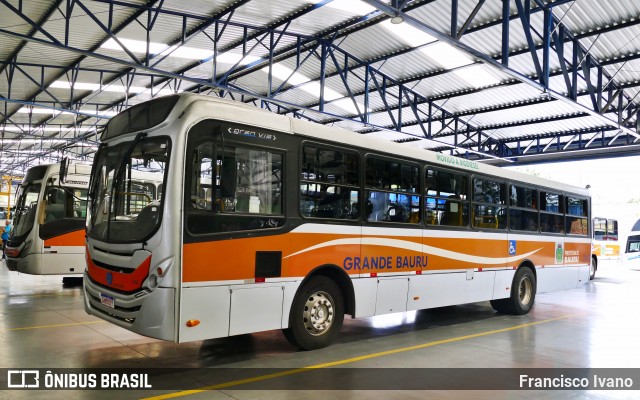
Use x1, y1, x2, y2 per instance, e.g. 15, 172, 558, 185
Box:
43, 229, 85, 247
182, 233, 591, 283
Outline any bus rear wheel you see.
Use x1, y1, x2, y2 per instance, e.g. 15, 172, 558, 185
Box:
490, 267, 536, 315
283, 276, 344, 350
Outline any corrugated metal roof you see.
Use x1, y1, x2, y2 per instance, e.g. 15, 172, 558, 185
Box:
1, 0, 640, 172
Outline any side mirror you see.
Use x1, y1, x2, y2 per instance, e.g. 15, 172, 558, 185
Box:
59, 157, 69, 184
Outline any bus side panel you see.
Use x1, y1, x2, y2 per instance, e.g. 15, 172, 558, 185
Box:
536, 267, 579, 293
179, 286, 230, 342
351, 277, 377, 318
376, 277, 409, 315
229, 285, 284, 336
565, 239, 592, 287
577, 266, 590, 287
38, 253, 84, 275
407, 271, 496, 310
492, 269, 517, 300
281, 281, 300, 328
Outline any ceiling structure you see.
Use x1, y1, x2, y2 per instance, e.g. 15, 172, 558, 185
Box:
0, 0, 639, 176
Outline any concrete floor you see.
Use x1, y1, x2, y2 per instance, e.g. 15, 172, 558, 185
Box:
1, 260, 639, 399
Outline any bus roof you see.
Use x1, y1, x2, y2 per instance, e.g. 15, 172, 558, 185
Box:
21, 163, 92, 184
129, 93, 592, 197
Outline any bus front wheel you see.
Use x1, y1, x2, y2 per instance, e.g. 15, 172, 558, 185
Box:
283, 276, 344, 350
589, 256, 597, 280
490, 267, 536, 315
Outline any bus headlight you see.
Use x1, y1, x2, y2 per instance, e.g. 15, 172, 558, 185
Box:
144, 256, 174, 290
148, 274, 159, 289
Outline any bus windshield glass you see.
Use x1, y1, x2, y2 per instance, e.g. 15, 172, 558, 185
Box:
11, 183, 42, 240
88, 137, 169, 242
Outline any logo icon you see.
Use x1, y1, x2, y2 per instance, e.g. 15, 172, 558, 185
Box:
106, 272, 113, 285
508, 240, 517, 255
555, 243, 564, 264
7, 370, 40, 388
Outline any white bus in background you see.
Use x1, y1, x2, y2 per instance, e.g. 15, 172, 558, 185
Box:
5, 163, 90, 281
623, 219, 640, 269
590, 217, 620, 279
6, 163, 163, 281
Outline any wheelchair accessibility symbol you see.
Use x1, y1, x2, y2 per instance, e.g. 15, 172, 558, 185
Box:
508, 240, 517, 255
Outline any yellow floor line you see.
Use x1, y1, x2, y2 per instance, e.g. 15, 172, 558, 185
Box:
8, 320, 107, 331
143, 314, 574, 399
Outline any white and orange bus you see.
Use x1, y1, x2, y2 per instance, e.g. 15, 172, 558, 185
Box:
83, 94, 592, 350
6, 163, 90, 277
623, 219, 640, 269
6, 163, 162, 280
590, 217, 620, 278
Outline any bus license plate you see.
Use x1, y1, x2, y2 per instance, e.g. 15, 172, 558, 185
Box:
100, 293, 115, 309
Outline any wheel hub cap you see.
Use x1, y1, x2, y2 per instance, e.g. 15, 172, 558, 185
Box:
303, 291, 335, 336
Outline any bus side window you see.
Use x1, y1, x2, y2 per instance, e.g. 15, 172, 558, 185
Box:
301, 145, 360, 221
508, 185, 538, 232
365, 156, 420, 224
44, 187, 66, 223
540, 191, 564, 234
185, 125, 285, 235
566, 196, 588, 236
425, 168, 468, 227
471, 177, 506, 229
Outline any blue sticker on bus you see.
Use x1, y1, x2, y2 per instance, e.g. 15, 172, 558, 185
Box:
509, 240, 517, 255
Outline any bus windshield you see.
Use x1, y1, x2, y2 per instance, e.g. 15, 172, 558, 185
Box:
11, 183, 41, 240
87, 137, 169, 242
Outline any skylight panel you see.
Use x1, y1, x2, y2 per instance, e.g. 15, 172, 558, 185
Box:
16, 108, 74, 115
420, 41, 473, 69
50, 81, 147, 94
102, 38, 262, 63
265, 63, 312, 86
101, 38, 168, 55
453, 64, 501, 88
380, 19, 437, 48
315, 0, 377, 15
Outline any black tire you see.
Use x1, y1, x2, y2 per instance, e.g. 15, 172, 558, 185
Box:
589, 256, 597, 280
283, 276, 344, 350
490, 267, 536, 315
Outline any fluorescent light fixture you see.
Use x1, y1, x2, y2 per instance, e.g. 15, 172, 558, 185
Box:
50, 80, 182, 101
453, 64, 501, 88
318, 0, 376, 15
16, 108, 74, 115
420, 41, 473, 69
50, 81, 146, 94
7, 139, 72, 144
79, 110, 117, 117
101, 38, 263, 64
2, 126, 87, 133
101, 38, 169, 54
102, 38, 211, 60
380, 19, 436, 48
